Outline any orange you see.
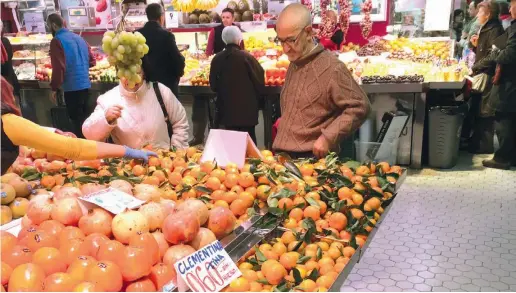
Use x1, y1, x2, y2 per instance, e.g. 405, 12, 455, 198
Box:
342, 246, 356, 258
245, 186, 257, 197
279, 252, 299, 270
264, 263, 287, 285
350, 208, 364, 220
210, 169, 226, 182
305, 260, 319, 271
292, 197, 307, 208
260, 259, 279, 275
222, 191, 238, 204
289, 208, 303, 222
328, 212, 347, 231
305, 191, 320, 201
316, 275, 333, 289
355, 165, 370, 176
319, 264, 334, 275
351, 193, 364, 205
200, 161, 215, 173
239, 262, 253, 271
283, 218, 298, 229
272, 242, 287, 255
229, 277, 250, 292
287, 241, 305, 252
148, 157, 160, 167
224, 174, 239, 188
303, 206, 321, 221
167, 172, 182, 185
298, 279, 317, 292
299, 164, 314, 176
142, 176, 160, 186
263, 250, 279, 261
335, 262, 346, 272
238, 172, 255, 188
214, 200, 229, 209
325, 271, 339, 281
249, 281, 263, 291
241, 269, 258, 282
280, 231, 296, 245
327, 247, 341, 260
317, 201, 327, 214
318, 257, 335, 267
40, 176, 56, 189
277, 198, 293, 210
364, 197, 381, 211
132, 165, 146, 176
230, 199, 249, 217
205, 177, 222, 191
259, 244, 273, 252
239, 191, 255, 206
256, 185, 271, 201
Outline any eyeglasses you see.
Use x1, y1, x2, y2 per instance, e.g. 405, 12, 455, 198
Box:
276, 27, 307, 46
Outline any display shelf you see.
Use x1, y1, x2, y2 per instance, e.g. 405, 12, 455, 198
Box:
12, 55, 49, 61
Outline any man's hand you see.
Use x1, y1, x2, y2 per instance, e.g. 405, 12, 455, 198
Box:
50, 91, 57, 105
105, 105, 123, 124
313, 135, 330, 159
471, 35, 479, 47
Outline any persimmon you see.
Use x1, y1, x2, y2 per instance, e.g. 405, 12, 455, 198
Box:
119, 246, 153, 282
125, 277, 156, 292
128, 232, 160, 266
60, 238, 89, 266
67, 256, 96, 283
73, 281, 101, 292
8, 263, 45, 291
84, 261, 123, 292
43, 272, 76, 292
39, 220, 65, 237
81, 233, 109, 257
95, 240, 124, 265
59, 226, 86, 247
32, 247, 67, 275
0, 231, 17, 254
17, 225, 38, 243
3, 245, 33, 268
26, 230, 59, 251
1, 262, 12, 286
149, 263, 175, 290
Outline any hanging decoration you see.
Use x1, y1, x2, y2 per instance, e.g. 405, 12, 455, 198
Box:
360, 0, 373, 39
317, 0, 336, 39
338, 0, 351, 42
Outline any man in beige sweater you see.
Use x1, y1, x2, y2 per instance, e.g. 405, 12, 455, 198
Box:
272, 3, 371, 158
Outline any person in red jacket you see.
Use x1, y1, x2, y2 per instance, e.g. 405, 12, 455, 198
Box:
205, 8, 245, 56
318, 10, 344, 51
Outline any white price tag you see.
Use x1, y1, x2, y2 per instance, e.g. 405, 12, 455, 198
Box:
265, 49, 278, 56
79, 187, 145, 214
239, 21, 267, 33
174, 241, 241, 292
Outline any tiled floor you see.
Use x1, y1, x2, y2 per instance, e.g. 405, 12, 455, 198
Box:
341, 153, 516, 292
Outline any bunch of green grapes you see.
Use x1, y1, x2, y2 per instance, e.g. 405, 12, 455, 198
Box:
101, 31, 149, 88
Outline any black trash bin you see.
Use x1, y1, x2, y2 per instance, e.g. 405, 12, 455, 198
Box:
428, 103, 469, 168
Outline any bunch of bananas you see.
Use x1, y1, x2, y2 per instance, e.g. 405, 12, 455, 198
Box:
195, 0, 218, 10
172, 0, 196, 12
184, 58, 200, 74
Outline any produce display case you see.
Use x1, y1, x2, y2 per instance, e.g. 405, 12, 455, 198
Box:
1, 138, 407, 292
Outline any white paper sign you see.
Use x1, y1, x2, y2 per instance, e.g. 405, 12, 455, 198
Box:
23, 12, 46, 33
79, 187, 145, 214
239, 21, 267, 33
423, 0, 452, 31
174, 240, 241, 292
165, 11, 179, 28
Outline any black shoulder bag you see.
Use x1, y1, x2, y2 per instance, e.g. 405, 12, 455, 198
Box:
152, 82, 174, 148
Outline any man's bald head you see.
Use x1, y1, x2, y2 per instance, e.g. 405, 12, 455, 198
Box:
277, 3, 311, 30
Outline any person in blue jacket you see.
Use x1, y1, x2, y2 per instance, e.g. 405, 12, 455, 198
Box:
47, 13, 96, 138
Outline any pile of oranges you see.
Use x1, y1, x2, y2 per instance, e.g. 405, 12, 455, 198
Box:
1, 146, 402, 292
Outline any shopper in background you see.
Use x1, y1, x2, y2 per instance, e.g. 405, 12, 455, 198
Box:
318, 10, 344, 51
272, 3, 370, 159
452, 9, 465, 43
137, 3, 185, 97
468, 1, 504, 154
1, 22, 20, 99
459, 0, 483, 55
498, 1, 513, 30
209, 26, 265, 144
47, 13, 95, 138
483, 0, 516, 170
1, 77, 156, 175
82, 66, 190, 150
205, 8, 245, 56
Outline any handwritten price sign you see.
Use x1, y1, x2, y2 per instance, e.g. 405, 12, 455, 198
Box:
79, 187, 145, 214
174, 240, 241, 292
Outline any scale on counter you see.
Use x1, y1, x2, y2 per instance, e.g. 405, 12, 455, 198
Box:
67, 6, 96, 28
267, 0, 298, 16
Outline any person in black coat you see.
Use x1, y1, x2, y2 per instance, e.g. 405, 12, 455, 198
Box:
137, 3, 185, 97
209, 26, 265, 144
468, 1, 504, 154
483, 0, 516, 170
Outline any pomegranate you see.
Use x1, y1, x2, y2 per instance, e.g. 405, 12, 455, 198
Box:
160, 199, 176, 215
53, 186, 82, 202
109, 180, 133, 195
207, 206, 237, 239
133, 184, 162, 202
129, 232, 160, 265
111, 210, 149, 244
51, 197, 83, 226
177, 199, 209, 226
138, 202, 165, 231
78, 208, 113, 237
152, 231, 170, 260
26, 199, 54, 225
190, 228, 217, 250
163, 244, 195, 275
162, 211, 200, 245
80, 183, 106, 196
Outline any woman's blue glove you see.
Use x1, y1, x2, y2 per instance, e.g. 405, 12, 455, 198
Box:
123, 146, 158, 163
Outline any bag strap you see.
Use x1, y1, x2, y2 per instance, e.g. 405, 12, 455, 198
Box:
152, 82, 173, 147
